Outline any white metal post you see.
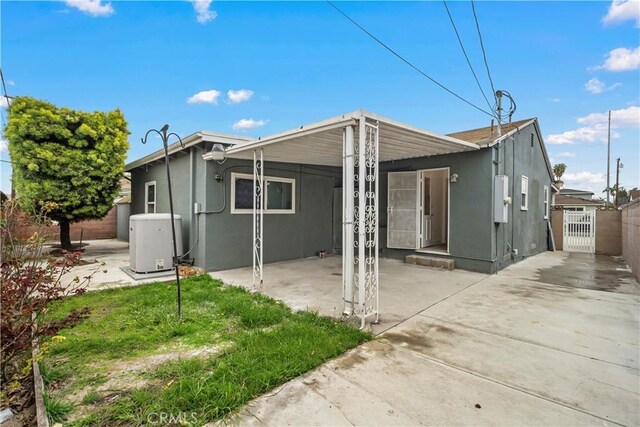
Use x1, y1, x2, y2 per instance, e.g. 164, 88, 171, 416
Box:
357, 117, 366, 328
343, 126, 355, 315
373, 123, 380, 324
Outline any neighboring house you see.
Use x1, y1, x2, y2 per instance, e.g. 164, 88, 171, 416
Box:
629, 188, 640, 202
125, 110, 554, 274
553, 194, 605, 212
557, 187, 595, 201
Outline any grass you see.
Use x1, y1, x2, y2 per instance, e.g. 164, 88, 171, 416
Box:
42, 274, 370, 425
43, 391, 73, 423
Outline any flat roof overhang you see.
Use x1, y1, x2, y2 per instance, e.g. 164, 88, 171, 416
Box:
222, 110, 480, 167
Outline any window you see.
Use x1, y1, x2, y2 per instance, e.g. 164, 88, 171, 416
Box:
231, 173, 295, 214
520, 176, 529, 211
145, 181, 156, 213
543, 185, 549, 219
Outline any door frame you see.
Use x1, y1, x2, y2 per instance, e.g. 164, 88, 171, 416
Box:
417, 167, 450, 254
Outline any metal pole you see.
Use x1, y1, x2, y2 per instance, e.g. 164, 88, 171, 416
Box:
162, 132, 182, 320
343, 125, 355, 315
358, 116, 366, 329
615, 157, 620, 207
607, 110, 611, 205
141, 125, 185, 320
496, 90, 503, 136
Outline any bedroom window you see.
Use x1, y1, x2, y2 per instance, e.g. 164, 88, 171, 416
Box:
521, 176, 529, 211
543, 185, 549, 219
145, 181, 156, 213
231, 173, 295, 214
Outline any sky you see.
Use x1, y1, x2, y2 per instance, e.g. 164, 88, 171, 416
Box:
1, 0, 639, 197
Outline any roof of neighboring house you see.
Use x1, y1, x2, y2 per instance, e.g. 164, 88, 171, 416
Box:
629, 188, 640, 200
558, 188, 594, 195
446, 118, 535, 146
553, 194, 604, 206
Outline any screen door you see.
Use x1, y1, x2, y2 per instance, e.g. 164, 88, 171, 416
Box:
387, 171, 419, 249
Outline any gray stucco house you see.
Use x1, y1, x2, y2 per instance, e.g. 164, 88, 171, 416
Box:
125, 110, 554, 279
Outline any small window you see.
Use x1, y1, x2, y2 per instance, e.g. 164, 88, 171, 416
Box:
231, 173, 295, 214
145, 181, 156, 213
521, 176, 529, 211
543, 185, 549, 219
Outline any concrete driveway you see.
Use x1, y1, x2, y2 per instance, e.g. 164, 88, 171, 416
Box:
230, 252, 640, 426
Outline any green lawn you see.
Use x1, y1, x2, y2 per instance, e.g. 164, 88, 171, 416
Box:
42, 274, 370, 426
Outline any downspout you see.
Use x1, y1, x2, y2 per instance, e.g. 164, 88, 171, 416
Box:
189, 148, 196, 254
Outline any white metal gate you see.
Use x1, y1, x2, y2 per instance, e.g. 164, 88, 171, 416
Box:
562, 210, 595, 253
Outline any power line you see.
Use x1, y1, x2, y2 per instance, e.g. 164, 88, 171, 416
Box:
442, 0, 494, 116
0, 68, 10, 108
471, 0, 497, 102
326, 0, 494, 118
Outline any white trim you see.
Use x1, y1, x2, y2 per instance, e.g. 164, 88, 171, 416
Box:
417, 167, 450, 254
543, 185, 549, 219
231, 172, 296, 214
145, 181, 156, 213
521, 175, 529, 211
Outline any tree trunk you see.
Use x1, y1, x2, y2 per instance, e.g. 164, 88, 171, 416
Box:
59, 220, 73, 251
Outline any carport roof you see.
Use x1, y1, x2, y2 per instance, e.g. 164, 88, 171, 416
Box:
221, 109, 480, 167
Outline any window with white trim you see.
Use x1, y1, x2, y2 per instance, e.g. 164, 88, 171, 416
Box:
231, 173, 295, 214
521, 176, 529, 211
543, 185, 549, 219
145, 181, 156, 213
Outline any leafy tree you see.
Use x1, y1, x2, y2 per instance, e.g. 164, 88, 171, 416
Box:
4, 97, 129, 250
552, 163, 567, 181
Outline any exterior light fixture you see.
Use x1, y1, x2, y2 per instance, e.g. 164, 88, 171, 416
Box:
450, 173, 459, 183
203, 143, 226, 162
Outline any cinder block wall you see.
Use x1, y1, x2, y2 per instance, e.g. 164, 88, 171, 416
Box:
22, 206, 118, 242
622, 200, 640, 281
595, 210, 621, 255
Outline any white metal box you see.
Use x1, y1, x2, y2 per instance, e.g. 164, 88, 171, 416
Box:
494, 175, 509, 223
129, 214, 183, 273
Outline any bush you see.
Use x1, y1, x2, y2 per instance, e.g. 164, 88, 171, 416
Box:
0, 199, 95, 410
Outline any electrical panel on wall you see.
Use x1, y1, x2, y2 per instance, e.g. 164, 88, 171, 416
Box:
494, 175, 509, 223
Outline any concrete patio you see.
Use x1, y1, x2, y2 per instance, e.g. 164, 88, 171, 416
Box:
225, 252, 640, 426
210, 255, 489, 334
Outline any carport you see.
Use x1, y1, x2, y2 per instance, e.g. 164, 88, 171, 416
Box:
210, 110, 479, 327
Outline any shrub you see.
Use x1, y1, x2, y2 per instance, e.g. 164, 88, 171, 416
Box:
1, 199, 95, 410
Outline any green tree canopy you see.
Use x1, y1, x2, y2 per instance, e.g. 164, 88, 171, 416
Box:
4, 96, 129, 249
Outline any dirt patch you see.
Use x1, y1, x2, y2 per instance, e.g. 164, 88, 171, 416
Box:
333, 351, 368, 370
384, 330, 435, 352
62, 344, 224, 421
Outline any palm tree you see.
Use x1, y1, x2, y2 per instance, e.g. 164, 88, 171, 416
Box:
553, 163, 567, 182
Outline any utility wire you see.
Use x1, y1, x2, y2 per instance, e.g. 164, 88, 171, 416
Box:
0, 68, 10, 108
471, 0, 497, 102
442, 0, 494, 116
326, 0, 494, 118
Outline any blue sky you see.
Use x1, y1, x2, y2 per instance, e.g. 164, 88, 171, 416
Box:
1, 0, 638, 196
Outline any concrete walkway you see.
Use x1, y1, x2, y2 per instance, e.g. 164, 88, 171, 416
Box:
230, 252, 640, 426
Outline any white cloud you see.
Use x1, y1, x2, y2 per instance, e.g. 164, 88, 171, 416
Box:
187, 89, 221, 105
577, 105, 640, 127
585, 77, 622, 94
591, 46, 640, 72
226, 89, 254, 104
563, 171, 606, 185
547, 105, 639, 145
556, 152, 576, 158
64, 0, 114, 17
585, 78, 605, 94
0, 97, 9, 109
0, 139, 7, 153
548, 97, 561, 103
232, 118, 267, 131
192, 0, 217, 24
602, 0, 640, 27
7, 80, 14, 86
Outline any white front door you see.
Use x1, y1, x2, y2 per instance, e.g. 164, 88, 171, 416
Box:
387, 171, 419, 249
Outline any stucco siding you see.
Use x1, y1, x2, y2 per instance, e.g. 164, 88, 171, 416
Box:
378, 149, 495, 273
